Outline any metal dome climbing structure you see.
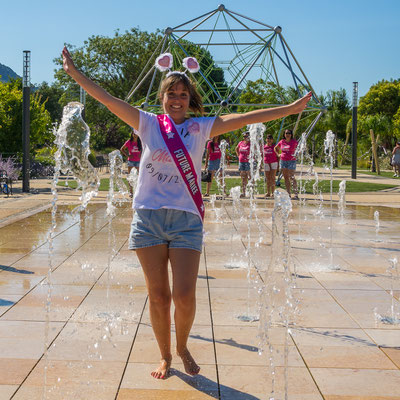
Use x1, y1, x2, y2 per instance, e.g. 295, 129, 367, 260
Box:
126, 4, 325, 137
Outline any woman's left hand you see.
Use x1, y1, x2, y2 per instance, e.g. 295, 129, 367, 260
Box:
62, 46, 77, 76
290, 92, 312, 114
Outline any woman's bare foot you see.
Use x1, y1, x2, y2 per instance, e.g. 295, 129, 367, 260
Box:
177, 348, 200, 375
151, 356, 172, 379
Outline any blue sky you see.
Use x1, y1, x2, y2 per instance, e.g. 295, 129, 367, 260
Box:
1, 0, 399, 98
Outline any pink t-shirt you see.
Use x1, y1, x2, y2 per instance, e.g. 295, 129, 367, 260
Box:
124, 140, 141, 162
276, 139, 298, 161
263, 144, 278, 163
207, 141, 221, 161
237, 141, 250, 163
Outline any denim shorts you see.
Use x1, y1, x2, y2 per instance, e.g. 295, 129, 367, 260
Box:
129, 209, 203, 253
280, 160, 297, 170
207, 158, 220, 171
127, 161, 140, 168
239, 162, 250, 171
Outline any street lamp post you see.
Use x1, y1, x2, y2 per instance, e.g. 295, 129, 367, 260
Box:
22, 50, 31, 192
351, 82, 358, 179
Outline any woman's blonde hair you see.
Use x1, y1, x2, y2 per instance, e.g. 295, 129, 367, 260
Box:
159, 73, 204, 116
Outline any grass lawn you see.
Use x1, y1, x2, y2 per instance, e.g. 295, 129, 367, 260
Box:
337, 165, 398, 179
352, 170, 399, 179
57, 177, 398, 195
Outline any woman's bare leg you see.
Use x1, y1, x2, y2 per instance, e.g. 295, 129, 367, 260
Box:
268, 169, 276, 196
127, 166, 133, 196
264, 175, 269, 197
240, 171, 247, 196
206, 171, 215, 195
169, 248, 201, 375
288, 169, 298, 196
282, 168, 291, 196
136, 245, 172, 379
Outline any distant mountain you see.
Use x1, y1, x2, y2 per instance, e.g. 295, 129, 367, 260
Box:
0, 63, 20, 82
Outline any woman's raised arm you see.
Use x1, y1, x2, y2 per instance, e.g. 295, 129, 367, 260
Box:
210, 92, 312, 137
62, 47, 140, 130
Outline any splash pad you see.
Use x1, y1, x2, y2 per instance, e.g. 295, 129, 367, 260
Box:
2, 5, 400, 400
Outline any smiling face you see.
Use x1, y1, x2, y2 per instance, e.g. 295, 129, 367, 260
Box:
284, 132, 293, 142
161, 82, 190, 124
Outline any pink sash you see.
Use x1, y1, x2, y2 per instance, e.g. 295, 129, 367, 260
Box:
157, 114, 205, 221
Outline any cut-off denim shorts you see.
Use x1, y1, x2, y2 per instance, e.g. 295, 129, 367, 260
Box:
127, 160, 140, 168
280, 160, 297, 170
129, 208, 203, 253
207, 158, 221, 171
238, 162, 250, 171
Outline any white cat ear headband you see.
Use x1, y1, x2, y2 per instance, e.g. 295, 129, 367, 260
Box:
155, 52, 200, 76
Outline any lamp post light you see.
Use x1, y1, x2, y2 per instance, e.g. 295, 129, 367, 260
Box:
351, 82, 358, 179
22, 50, 31, 192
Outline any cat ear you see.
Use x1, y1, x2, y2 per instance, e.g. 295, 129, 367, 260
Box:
182, 57, 200, 73
155, 53, 173, 72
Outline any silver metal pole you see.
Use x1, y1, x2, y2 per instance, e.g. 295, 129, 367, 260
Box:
226, 33, 276, 102
226, 8, 275, 29
174, 10, 219, 41
280, 35, 321, 104
125, 36, 166, 101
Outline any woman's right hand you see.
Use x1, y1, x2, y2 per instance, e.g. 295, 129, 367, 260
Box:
62, 46, 76, 76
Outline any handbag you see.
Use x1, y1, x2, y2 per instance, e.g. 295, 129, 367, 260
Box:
201, 170, 212, 182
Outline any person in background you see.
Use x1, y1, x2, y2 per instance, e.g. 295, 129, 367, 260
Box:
121, 129, 142, 196
392, 141, 400, 177
204, 136, 221, 196
263, 134, 279, 198
235, 131, 251, 198
274, 129, 298, 199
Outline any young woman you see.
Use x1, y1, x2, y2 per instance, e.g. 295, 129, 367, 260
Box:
235, 131, 251, 198
274, 129, 299, 199
204, 136, 221, 196
120, 129, 142, 196
62, 46, 311, 379
263, 134, 278, 198
392, 141, 400, 177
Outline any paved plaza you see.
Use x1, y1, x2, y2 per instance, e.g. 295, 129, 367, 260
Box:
0, 170, 399, 399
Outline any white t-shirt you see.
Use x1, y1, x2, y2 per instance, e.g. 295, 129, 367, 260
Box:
133, 110, 216, 219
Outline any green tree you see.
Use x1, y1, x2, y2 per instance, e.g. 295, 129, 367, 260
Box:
392, 107, 400, 139
322, 89, 351, 139
35, 81, 64, 123
54, 29, 166, 150
0, 79, 52, 156
359, 79, 400, 120
357, 80, 400, 149
170, 40, 227, 108
53, 28, 225, 150
359, 114, 392, 141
